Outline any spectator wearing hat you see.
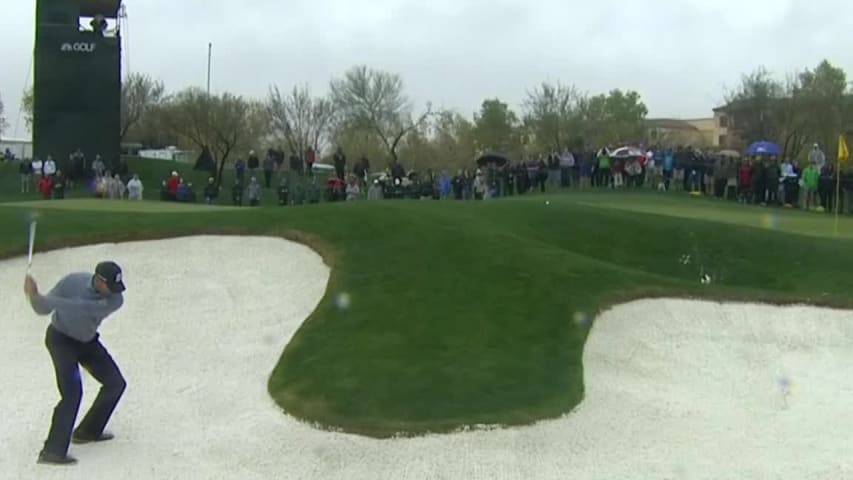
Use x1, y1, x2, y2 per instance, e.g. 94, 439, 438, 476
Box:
203, 177, 219, 204
166, 172, 180, 200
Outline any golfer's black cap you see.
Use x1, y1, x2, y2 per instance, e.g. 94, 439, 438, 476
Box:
95, 261, 126, 293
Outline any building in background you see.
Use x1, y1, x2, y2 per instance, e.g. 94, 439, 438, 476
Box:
646, 114, 737, 150
0, 138, 34, 159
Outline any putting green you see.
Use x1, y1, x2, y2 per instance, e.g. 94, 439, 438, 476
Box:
0, 199, 242, 213
574, 194, 853, 239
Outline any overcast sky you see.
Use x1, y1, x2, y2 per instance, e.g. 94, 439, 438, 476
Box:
2, 0, 852, 139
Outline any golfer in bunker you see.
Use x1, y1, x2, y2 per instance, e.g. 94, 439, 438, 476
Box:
23, 261, 127, 466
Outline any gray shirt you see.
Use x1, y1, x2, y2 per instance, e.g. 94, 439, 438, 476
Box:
29, 272, 124, 342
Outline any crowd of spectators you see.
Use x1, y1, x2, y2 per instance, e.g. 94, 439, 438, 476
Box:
7, 142, 849, 214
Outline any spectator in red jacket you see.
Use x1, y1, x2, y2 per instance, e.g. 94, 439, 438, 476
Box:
38, 175, 53, 199
166, 172, 180, 200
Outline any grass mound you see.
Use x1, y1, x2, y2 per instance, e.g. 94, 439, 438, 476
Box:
1, 186, 851, 439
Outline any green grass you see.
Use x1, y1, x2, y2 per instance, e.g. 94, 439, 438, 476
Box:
572, 191, 853, 239
2, 160, 853, 438
0, 198, 241, 213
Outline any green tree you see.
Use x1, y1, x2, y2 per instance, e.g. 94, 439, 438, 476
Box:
396, 122, 436, 172
724, 61, 851, 159
603, 89, 648, 144
724, 67, 786, 144
473, 98, 522, 156
798, 60, 849, 152
432, 110, 477, 171
328, 123, 387, 170
573, 90, 647, 147
330, 65, 432, 165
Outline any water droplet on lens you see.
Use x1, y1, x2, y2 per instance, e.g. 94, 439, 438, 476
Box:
335, 292, 351, 311
573, 311, 591, 327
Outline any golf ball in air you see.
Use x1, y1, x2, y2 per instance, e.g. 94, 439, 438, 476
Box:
545, 201, 551, 206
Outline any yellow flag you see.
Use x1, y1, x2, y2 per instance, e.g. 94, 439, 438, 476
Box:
840, 134, 850, 163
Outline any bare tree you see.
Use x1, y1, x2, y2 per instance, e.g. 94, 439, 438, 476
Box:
330, 65, 432, 164
21, 88, 33, 132
522, 82, 583, 151
267, 85, 335, 157
121, 73, 165, 142
162, 87, 268, 185
0, 94, 8, 139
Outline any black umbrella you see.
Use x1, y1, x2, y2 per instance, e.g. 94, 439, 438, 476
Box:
476, 153, 509, 167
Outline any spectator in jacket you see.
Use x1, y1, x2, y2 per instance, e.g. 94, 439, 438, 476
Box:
801, 162, 819, 210
368, 179, 383, 201
751, 157, 767, 205
738, 158, 752, 204
438, 171, 452, 199
765, 157, 781, 206
818, 164, 836, 212
262, 153, 276, 188
38, 175, 53, 199
19, 158, 33, 193
108, 174, 126, 199
346, 175, 361, 201
712, 156, 726, 198
247, 150, 260, 176
334, 147, 347, 181
809, 144, 827, 172
723, 158, 738, 200
203, 177, 219, 204
91, 155, 106, 178
52, 171, 66, 199
246, 177, 261, 206
234, 158, 246, 183
176, 180, 194, 202
166, 172, 180, 200
126, 174, 144, 200
43, 156, 57, 178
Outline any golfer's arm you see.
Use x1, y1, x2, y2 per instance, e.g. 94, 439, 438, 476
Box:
33, 294, 118, 318
28, 281, 65, 315
29, 294, 54, 315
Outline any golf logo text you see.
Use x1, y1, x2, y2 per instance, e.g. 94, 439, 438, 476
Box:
60, 42, 97, 53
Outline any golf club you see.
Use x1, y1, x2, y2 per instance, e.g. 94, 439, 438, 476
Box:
27, 220, 37, 275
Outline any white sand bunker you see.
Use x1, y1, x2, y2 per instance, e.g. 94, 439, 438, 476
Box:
1, 238, 852, 479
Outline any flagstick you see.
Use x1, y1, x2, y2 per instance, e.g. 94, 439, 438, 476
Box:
835, 157, 841, 237
838, 134, 851, 237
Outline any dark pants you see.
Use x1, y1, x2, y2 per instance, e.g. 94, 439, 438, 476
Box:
714, 178, 727, 198
263, 170, 273, 188
43, 326, 126, 456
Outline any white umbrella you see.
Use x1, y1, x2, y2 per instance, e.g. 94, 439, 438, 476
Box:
610, 146, 645, 159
